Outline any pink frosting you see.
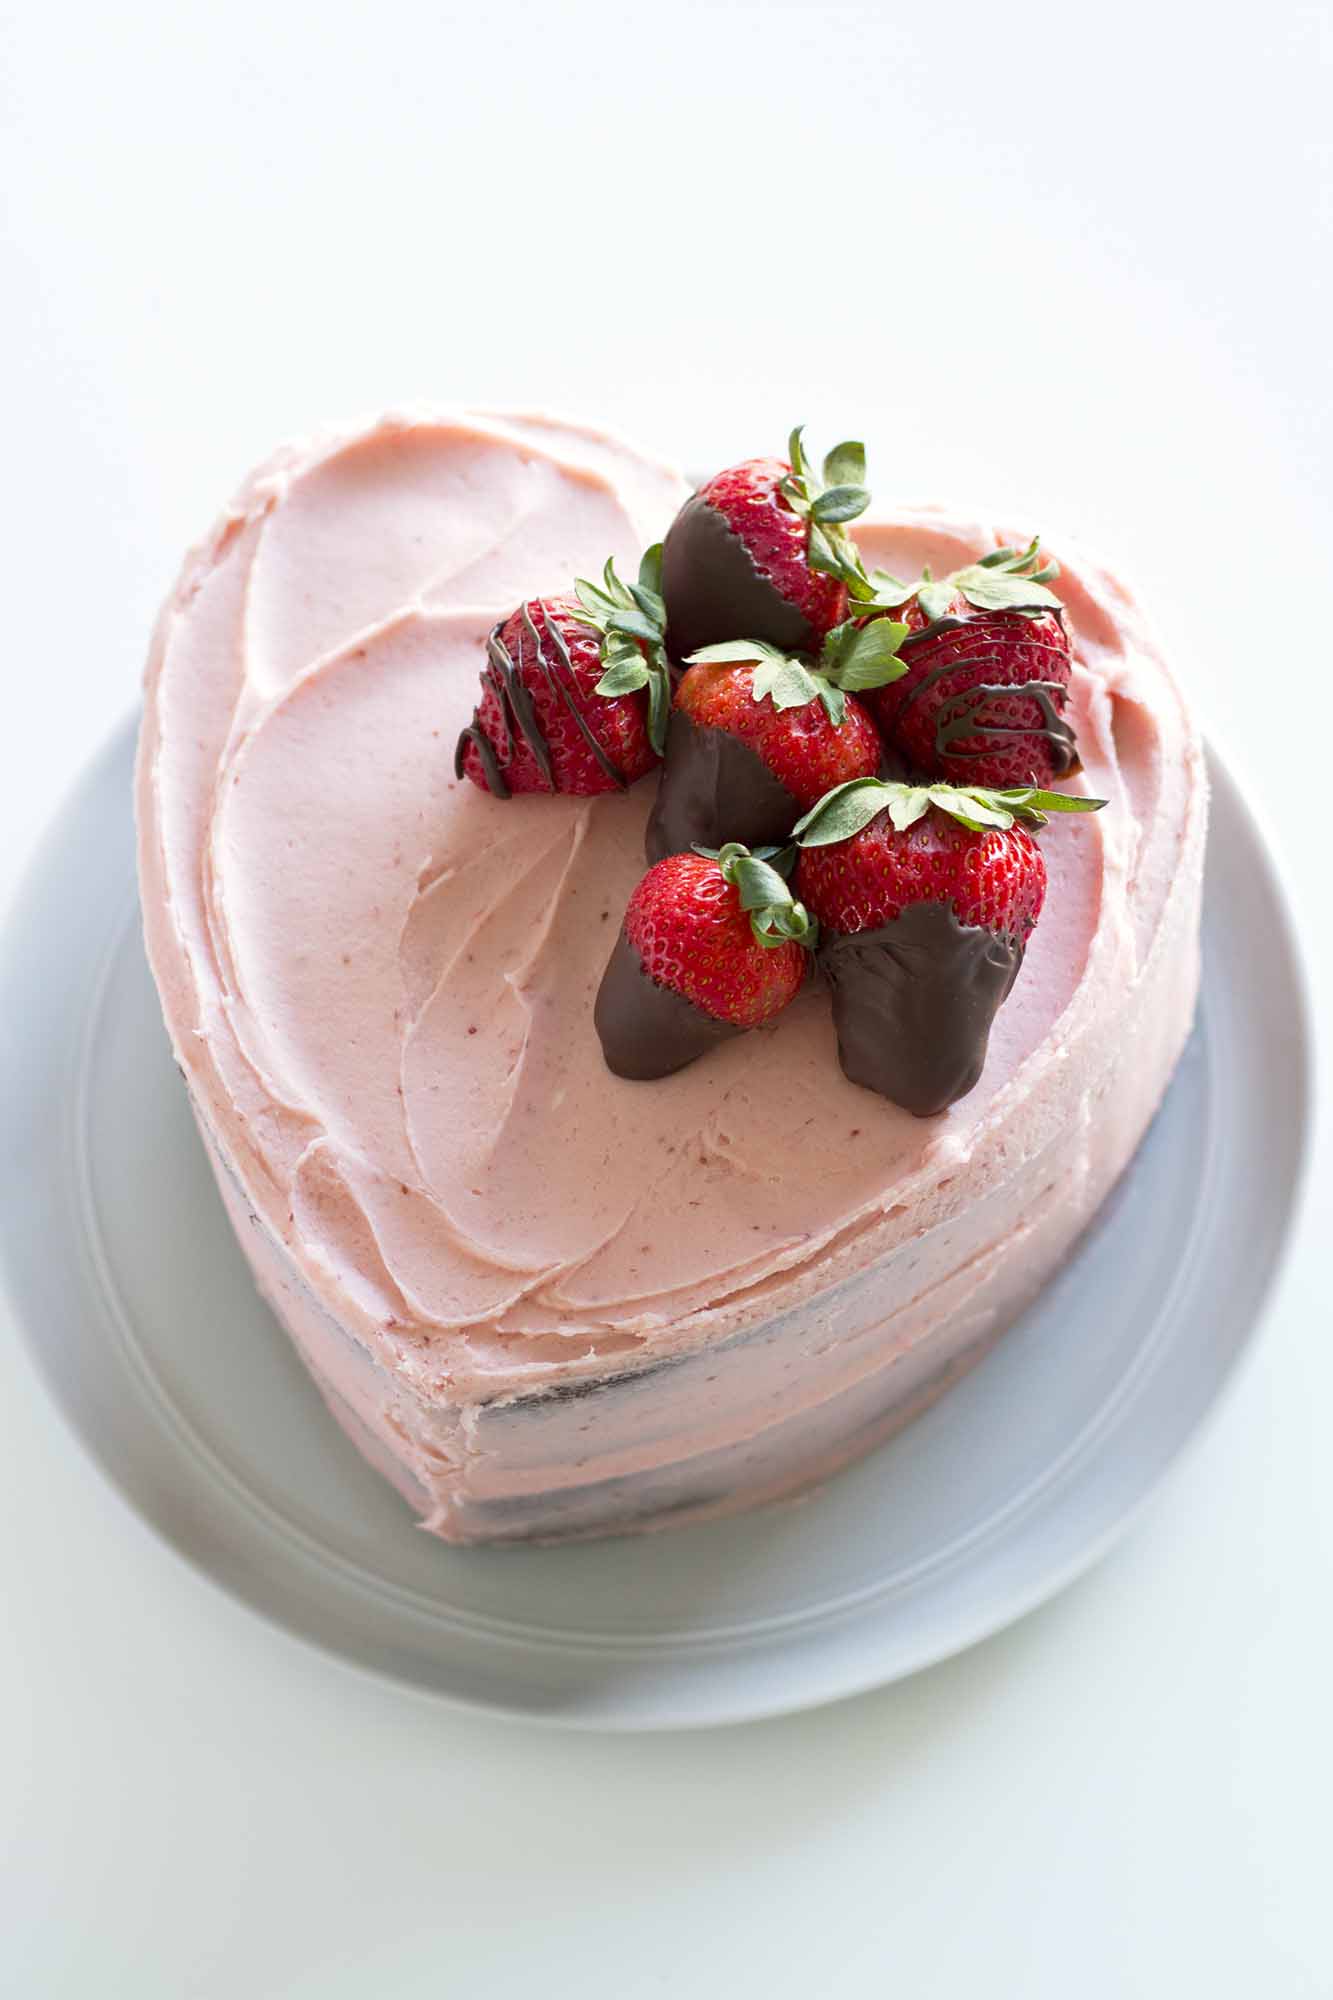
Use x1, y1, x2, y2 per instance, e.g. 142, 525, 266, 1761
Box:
136, 410, 1207, 1541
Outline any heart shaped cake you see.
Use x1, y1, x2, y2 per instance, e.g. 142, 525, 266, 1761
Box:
136, 410, 1207, 1542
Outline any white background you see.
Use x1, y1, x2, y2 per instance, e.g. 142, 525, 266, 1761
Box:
3, 2, 1331, 1993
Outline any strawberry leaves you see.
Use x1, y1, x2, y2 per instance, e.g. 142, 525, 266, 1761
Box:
909, 537, 1065, 624
681, 637, 823, 713
820, 617, 911, 693
780, 427, 877, 593
783, 427, 872, 527
776, 431, 1066, 630
574, 544, 672, 755
832, 532, 1065, 622
794, 778, 1107, 848
685, 614, 908, 729
819, 439, 867, 493
808, 618, 911, 725
755, 651, 830, 716
706, 842, 819, 951
775, 425, 1068, 636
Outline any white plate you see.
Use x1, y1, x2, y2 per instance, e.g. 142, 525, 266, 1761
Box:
0, 719, 1310, 1729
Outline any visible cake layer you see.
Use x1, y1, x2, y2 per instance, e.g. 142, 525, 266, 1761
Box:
136, 410, 1207, 1541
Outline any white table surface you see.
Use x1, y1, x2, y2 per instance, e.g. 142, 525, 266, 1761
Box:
3, 2, 1331, 1992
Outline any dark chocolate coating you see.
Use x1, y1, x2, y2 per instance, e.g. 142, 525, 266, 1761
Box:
594, 931, 744, 1080
819, 902, 1024, 1116
644, 710, 801, 863
661, 493, 816, 661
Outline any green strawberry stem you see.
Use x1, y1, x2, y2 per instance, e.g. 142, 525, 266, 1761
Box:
685, 613, 909, 730
778, 426, 875, 595
700, 842, 819, 950
573, 544, 673, 754
793, 778, 1108, 847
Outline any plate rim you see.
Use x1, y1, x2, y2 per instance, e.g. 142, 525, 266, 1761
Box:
0, 713, 1314, 1729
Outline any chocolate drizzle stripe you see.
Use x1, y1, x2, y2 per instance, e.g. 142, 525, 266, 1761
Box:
454, 615, 555, 793
525, 602, 627, 791
898, 614, 970, 649
897, 604, 1067, 655
483, 631, 517, 761
888, 633, 1078, 776
492, 617, 555, 788
893, 650, 1011, 725
454, 720, 511, 798
934, 681, 1078, 775
893, 643, 1071, 724
456, 601, 630, 797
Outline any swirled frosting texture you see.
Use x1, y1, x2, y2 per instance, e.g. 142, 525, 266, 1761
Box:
137, 411, 1207, 1540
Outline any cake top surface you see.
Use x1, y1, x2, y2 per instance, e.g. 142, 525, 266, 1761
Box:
137, 410, 1203, 1397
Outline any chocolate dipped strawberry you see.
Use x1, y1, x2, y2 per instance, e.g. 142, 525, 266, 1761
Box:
865, 540, 1079, 790
595, 844, 815, 1080
660, 430, 874, 661
795, 777, 1105, 1115
456, 548, 670, 797
644, 616, 909, 862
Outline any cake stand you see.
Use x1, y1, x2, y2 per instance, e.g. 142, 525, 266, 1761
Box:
0, 719, 1310, 1728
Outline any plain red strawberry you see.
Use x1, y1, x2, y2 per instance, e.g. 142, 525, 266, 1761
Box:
660, 431, 873, 661
626, 850, 810, 1026
797, 796, 1047, 942
456, 594, 659, 798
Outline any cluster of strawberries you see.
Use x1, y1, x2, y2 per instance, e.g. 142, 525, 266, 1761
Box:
457, 431, 1104, 1115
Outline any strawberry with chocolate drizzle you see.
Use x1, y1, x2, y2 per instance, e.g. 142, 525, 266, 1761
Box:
795, 776, 1105, 1115
645, 615, 910, 862
456, 547, 671, 797
660, 430, 874, 661
595, 844, 816, 1080
863, 539, 1080, 790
